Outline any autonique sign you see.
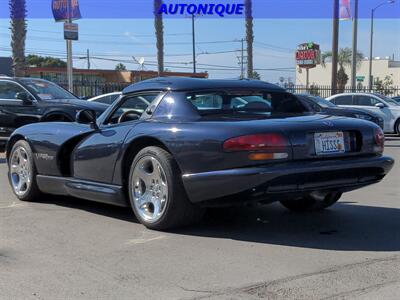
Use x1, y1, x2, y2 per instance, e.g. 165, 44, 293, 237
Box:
157, 3, 244, 17
3, 0, 397, 19
295, 42, 321, 68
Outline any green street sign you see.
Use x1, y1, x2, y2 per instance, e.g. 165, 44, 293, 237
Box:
356, 76, 365, 82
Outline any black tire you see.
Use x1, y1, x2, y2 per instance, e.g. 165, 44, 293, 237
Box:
280, 192, 342, 212
128, 146, 205, 230
8, 140, 43, 201
395, 119, 400, 136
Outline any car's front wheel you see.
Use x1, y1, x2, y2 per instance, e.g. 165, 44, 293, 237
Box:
128, 146, 204, 230
280, 192, 342, 212
8, 140, 43, 201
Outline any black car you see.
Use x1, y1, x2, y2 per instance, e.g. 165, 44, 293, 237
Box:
297, 94, 384, 129
0, 77, 108, 150
6, 77, 394, 230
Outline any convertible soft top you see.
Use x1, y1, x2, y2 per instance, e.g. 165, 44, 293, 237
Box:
122, 77, 286, 94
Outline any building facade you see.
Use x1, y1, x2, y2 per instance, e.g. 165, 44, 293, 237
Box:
296, 58, 400, 88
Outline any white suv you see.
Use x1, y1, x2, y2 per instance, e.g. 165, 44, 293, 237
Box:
327, 93, 400, 135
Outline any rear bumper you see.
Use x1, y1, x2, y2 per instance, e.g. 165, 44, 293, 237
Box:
182, 155, 394, 203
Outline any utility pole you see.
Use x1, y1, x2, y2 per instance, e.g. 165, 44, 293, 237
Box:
351, 0, 359, 92
331, 0, 339, 95
192, 15, 196, 73
241, 38, 244, 79
236, 38, 247, 79
66, 0, 73, 92
86, 49, 90, 70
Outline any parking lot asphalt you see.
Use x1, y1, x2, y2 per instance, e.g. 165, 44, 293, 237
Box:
0, 136, 399, 300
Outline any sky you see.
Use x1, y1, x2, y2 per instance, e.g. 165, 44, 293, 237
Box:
0, 0, 399, 83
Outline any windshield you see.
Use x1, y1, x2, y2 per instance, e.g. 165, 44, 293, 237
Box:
21, 78, 77, 100
375, 94, 399, 106
308, 95, 337, 108
186, 91, 307, 115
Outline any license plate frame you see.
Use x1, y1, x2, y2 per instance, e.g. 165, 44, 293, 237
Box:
314, 131, 345, 155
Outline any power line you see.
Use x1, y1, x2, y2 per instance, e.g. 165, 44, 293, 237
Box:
0, 33, 239, 47
0, 46, 239, 58
0, 25, 191, 38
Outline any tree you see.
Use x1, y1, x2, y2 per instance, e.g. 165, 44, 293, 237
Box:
154, 0, 164, 74
252, 71, 261, 80
322, 47, 363, 92
309, 84, 320, 96
26, 55, 67, 68
374, 75, 394, 95
245, 0, 254, 79
115, 63, 127, 71
9, 0, 27, 76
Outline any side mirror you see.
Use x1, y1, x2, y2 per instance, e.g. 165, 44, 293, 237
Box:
375, 103, 385, 109
76, 109, 98, 129
15, 92, 32, 104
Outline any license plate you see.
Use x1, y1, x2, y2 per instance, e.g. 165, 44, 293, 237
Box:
314, 132, 345, 155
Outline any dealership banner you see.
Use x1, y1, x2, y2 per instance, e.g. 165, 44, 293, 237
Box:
2, 0, 398, 19
339, 0, 352, 20
52, 0, 82, 22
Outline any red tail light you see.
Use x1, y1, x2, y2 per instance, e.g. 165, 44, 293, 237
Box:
223, 133, 288, 152
374, 128, 385, 153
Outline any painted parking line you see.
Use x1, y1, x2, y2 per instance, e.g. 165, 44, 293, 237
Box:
0, 201, 26, 209
125, 235, 166, 245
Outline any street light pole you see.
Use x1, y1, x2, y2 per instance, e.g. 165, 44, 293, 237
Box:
351, 0, 359, 92
66, 0, 73, 93
331, 0, 339, 95
368, 0, 395, 91
192, 14, 196, 74
368, 9, 374, 91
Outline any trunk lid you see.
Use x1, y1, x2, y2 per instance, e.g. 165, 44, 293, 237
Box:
201, 113, 377, 161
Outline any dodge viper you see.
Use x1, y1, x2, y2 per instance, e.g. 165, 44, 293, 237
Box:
6, 77, 394, 230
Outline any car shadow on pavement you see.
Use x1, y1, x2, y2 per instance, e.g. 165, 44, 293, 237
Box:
35, 195, 139, 224
34, 195, 400, 252
174, 201, 400, 252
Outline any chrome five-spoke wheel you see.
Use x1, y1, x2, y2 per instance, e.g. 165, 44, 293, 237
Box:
10, 146, 32, 196
131, 155, 169, 223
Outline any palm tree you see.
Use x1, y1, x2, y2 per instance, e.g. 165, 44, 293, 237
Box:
9, 0, 27, 77
245, 0, 254, 79
154, 0, 164, 75
322, 47, 363, 92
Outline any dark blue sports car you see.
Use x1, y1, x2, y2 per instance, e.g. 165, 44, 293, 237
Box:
6, 77, 394, 230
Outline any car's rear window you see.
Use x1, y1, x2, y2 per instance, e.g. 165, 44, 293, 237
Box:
186, 91, 306, 115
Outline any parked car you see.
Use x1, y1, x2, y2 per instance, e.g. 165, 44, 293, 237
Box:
88, 92, 154, 110
88, 92, 121, 105
392, 96, 400, 104
296, 94, 384, 128
6, 77, 393, 230
327, 92, 400, 135
0, 77, 108, 150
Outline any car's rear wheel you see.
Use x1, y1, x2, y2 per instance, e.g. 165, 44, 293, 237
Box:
128, 146, 204, 230
8, 140, 43, 201
280, 191, 342, 212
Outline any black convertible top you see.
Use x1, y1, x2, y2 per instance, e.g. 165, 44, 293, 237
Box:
122, 77, 285, 94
